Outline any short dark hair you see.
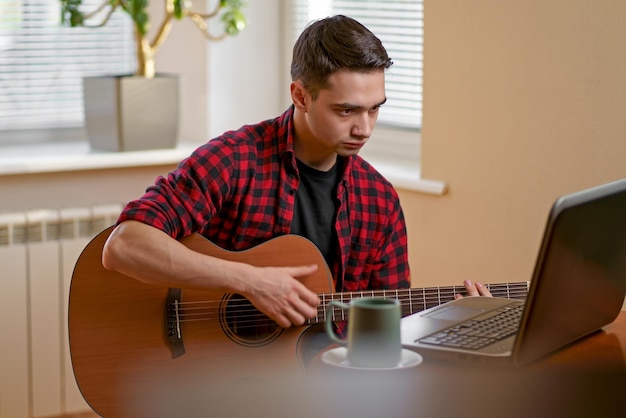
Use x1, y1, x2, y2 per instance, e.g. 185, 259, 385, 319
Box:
290, 15, 393, 98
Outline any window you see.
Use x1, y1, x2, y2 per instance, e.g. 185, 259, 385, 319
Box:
287, 0, 423, 130
0, 0, 134, 144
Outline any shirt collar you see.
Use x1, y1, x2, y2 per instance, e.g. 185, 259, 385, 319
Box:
279, 104, 354, 182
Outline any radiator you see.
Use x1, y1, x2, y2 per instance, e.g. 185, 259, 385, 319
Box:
0, 205, 123, 418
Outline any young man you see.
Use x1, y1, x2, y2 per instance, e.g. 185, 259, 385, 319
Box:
102, 15, 489, 330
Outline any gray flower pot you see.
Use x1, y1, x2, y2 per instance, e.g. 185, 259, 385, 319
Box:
83, 74, 180, 152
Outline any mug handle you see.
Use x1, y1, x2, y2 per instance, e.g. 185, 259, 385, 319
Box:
325, 300, 349, 346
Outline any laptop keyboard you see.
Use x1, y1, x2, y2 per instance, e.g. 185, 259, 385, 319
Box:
418, 304, 524, 350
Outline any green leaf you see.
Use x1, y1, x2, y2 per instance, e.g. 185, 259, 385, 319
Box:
173, 0, 185, 20
222, 10, 247, 36
59, 0, 85, 27
221, 1, 247, 36
127, 0, 149, 35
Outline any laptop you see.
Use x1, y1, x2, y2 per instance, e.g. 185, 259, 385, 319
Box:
401, 178, 626, 367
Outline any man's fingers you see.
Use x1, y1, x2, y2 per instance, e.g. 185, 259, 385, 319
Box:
273, 313, 292, 329
462, 279, 493, 297
289, 264, 321, 306
249, 264, 321, 328
476, 281, 492, 297
464, 279, 479, 296
290, 264, 319, 277
271, 299, 313, 328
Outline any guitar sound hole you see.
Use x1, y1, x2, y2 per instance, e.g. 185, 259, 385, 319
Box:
220, 294, 283, 347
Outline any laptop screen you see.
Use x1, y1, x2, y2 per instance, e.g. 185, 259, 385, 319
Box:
513, 178, 626, 365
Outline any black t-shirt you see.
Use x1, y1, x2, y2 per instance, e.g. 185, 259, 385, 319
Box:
291, 159, 340, 270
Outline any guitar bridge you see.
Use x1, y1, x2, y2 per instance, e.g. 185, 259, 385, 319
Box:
165, 288, 186, 358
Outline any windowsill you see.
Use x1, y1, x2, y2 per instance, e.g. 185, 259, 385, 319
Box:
0, 141, 198, 176
0, 140, 447, 195
369, 161, 448, 195
360, 127, 448, 195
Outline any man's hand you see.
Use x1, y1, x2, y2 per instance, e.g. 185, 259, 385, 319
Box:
243, 264, 321, 329
455, 279, 493, 300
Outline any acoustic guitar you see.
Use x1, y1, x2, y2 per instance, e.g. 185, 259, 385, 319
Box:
68, 226, 528, 417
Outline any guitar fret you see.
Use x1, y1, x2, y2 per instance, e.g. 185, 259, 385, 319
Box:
316, 294, 325, 324
423, 287, 440, 310
335, 293, 341, 321
397, 289, 411, 317
334, 292, 344, 321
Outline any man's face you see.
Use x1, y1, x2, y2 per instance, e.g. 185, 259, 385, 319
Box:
301, 70, 386, 158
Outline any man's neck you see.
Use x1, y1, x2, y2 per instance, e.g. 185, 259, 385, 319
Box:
292, 108, 338, 172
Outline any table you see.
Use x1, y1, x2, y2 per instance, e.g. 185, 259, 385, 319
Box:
533, 310, 625, 366
305, 311, 626, 418
90, 312, 626, 418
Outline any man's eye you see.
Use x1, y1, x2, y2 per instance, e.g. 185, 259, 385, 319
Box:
340, 108, 354, 115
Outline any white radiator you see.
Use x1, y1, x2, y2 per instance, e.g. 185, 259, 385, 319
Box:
0, 205, 123, 418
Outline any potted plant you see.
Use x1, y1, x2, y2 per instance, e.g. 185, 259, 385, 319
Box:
60, 0, 247, 152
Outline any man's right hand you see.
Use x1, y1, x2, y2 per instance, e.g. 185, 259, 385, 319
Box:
243, 264, 321, 328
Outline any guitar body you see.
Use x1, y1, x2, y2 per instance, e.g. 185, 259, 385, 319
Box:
69, 227, 333, 417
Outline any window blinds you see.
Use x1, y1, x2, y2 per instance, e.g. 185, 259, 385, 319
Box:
289, 0, 423, 129
0, 0, 134, 133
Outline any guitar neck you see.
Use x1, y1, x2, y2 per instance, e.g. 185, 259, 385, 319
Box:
309, 281, 529, 324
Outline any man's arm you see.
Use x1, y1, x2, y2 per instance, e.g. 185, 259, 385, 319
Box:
102, 220, 320, 328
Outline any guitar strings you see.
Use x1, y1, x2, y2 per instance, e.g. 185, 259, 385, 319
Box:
170, 285, 530, 315
169, 282, 529, 329
170, 282, 529, 313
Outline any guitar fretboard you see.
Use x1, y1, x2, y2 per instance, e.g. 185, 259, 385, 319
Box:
309, 281, 529, 324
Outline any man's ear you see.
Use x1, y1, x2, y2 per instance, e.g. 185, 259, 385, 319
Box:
290, 80, 308, 111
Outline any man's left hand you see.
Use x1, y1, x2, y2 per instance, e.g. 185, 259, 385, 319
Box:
455, 279, 493, 299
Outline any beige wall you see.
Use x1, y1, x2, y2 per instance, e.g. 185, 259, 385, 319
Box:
147, 1, 209, 143
402, 0, 626, 287
0, 165, 176, 212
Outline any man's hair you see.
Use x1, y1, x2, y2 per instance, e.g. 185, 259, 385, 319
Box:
290, 15, 393, 98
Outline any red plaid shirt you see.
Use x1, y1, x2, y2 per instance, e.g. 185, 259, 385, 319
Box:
118, 106, 410, 292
